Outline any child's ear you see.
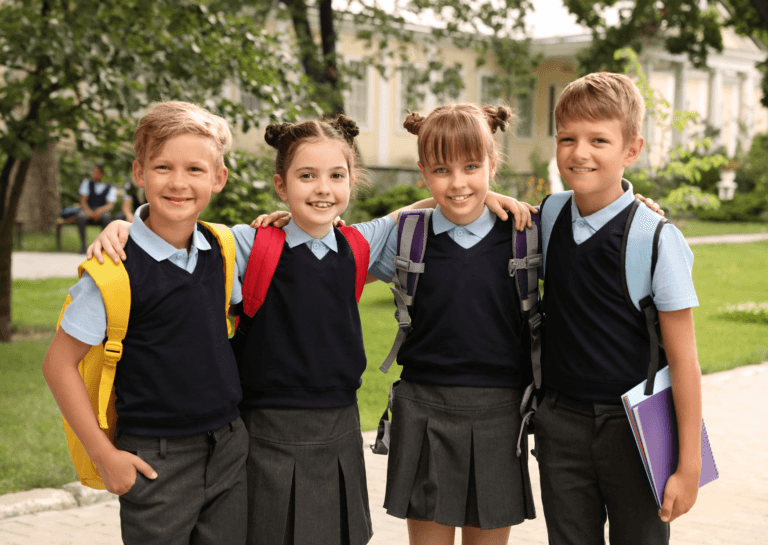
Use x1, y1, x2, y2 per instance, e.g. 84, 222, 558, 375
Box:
132, 160, 145, 188
212, 166, 228, 194
417, 162, 430, 189
273, 174, 288, 202
489, 156, 498, 180
624, 136, 644, 167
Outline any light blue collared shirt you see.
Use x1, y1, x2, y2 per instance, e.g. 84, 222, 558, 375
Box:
568, 181, 698, 312
60, 204, 243, 346
78, 179, 117, 203
230, 216, 396, 284
370, 205, 498, 282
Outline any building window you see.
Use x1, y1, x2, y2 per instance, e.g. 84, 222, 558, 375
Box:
515, 90, 533, 140
241, 91, 261, 113
399, 65, 427, 121
345, 61, 370, 129
480, 74, 499, 105
548, 84, 556, 137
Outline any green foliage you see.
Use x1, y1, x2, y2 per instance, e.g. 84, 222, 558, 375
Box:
351, 184, 432, 222
694, 191, 768, 222
658, 185, 720, 218
565, 0, 724, 76
200, 149, 285, 226
342, 0, 540, 110
736, 132, 768, 194
616, 48, 727, 204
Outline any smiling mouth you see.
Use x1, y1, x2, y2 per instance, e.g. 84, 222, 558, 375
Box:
164, 197, 192, 203
570, 168, 596, 173
448, 194, 471, 202
308, 202, 334, 209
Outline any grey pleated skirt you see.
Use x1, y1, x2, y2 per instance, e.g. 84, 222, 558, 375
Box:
383, 380, 536, 529
243, 404, 373, 545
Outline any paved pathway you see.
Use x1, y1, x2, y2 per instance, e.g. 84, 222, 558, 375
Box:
4, 235, 768, 543
2, 363, 767, 544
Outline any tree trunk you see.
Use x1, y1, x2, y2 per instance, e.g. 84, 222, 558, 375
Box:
318, 0, 344, 115
16, 141, 61, 232
0, 157, 31, 342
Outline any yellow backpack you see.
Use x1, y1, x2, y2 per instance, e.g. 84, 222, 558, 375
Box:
55, 222, 236, 489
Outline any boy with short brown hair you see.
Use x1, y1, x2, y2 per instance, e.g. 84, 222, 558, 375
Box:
43, 101, 247, 545
535, 72, 702, 544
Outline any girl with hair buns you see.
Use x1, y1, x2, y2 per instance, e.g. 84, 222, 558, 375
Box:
368, 103, 539, 545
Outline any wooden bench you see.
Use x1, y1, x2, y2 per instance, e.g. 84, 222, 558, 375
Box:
55, 216, 78, 251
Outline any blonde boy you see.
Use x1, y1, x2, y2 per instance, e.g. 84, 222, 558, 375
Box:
42, 102, 248, 545
534, 72, 702, 544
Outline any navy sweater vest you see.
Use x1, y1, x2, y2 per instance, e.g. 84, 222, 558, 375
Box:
238, 228, 367, 409
397, 216, 524, 388
115, 227, 241, 436
543, 202, 667, 403
87, 180, 110, 209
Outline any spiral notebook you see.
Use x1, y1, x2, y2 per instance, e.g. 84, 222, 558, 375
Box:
622, 367, 719, 508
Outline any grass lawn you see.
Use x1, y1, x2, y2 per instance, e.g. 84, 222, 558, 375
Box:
14, 225, 103, 253
2, 239, 766, 493
674, 219, 768, 237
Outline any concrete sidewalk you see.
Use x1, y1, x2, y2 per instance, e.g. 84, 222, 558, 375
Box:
1, 361, 767, 544
10, 232, 768, 281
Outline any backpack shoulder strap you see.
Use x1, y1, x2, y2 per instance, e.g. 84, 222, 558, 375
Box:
379, 209, 432, 373
199, 221, 236, 336
79, 257, 131, 430
620, 200, 669, 395
241, 226, 286, 317
338, 225, 371, 303
539, 190, 572, 272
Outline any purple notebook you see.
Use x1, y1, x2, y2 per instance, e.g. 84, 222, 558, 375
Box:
632, 387, 719, 507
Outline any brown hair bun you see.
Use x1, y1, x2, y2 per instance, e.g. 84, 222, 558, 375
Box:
332, 115, 360, 145
403, 112, 426, 135
265, 122, 292, 149
484, 106, 511, 134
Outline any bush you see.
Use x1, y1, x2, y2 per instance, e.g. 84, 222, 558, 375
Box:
349, 184, 431, 223
200, 149, 284, 226
658, 185, 720, 218
735, 132, 768, 194
694, 191, 768, 222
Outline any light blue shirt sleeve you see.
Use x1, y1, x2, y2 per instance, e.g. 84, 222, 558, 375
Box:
651, 224, 699, 312
352, 216, 395, 272
367, 218, 398, 282
77, 179, 90, 197
105, 185, 117, 203
59, 272, 108, 346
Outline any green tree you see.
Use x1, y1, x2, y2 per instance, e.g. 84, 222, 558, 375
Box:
0, 0, 310, 341
563, 0, 768, 106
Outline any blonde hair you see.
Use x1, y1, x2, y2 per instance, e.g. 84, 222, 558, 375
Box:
403, 103, 512, 167
134, 101, 232, 168
555, 72, 645, 146
264, 114, 368, 194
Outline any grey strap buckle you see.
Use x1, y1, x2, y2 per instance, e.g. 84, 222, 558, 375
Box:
528, 312, 542, 332
508, 254, 543, 277
394, 255, 425, 274
394, 308, 412, 331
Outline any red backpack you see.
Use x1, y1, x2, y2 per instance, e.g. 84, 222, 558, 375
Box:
230, 225, 370, 358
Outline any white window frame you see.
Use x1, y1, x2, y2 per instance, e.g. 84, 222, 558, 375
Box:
478, 70, 500, 105
396, 63, 428, 134
343, 56, 374, 133
514, 87, 535, 142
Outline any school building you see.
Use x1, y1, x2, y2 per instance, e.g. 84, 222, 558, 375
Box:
226, 4, 768, 191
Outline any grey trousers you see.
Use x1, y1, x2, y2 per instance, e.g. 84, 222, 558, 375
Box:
116, 418, 249, 545
534, 390, 670, 545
